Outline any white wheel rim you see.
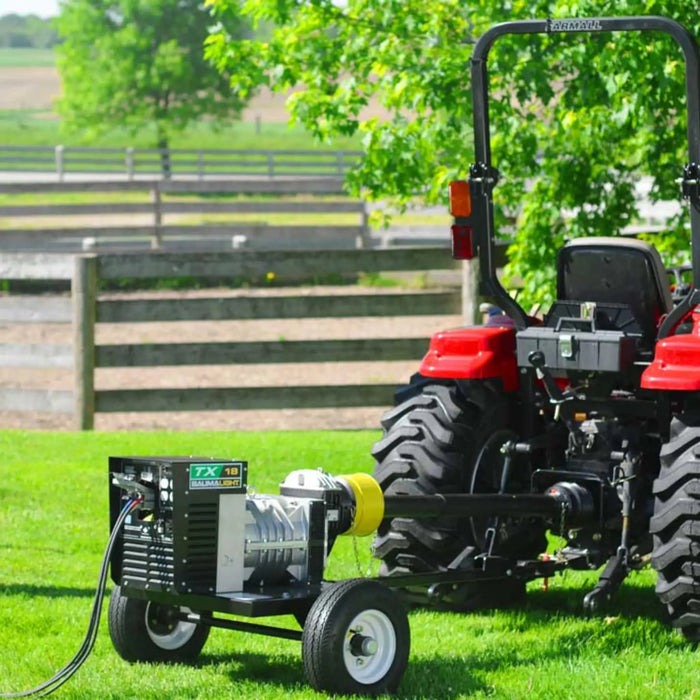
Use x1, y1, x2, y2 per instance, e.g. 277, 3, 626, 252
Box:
342, 608, 397, 685
145, 603, 197, 650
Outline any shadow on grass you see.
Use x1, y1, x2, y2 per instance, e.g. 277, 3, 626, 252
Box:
0, 582, 98, 598
199, 649, 493, 699
170, 585, 676, 699
524, 578, 665, 621
201, 650, 303, 686
393, 582, 676, 698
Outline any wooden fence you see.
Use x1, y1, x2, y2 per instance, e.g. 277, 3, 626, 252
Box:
0, 178, 376, 254
0, 254, 74, 417
0, 145, 362, 180
0, 248, 462, 429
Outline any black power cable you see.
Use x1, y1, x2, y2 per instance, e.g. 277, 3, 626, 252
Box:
1, 497, 142, 698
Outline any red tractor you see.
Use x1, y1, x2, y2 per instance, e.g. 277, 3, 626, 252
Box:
372, 16, 700, 637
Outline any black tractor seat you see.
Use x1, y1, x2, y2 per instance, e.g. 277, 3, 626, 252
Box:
554, 236, 672, 345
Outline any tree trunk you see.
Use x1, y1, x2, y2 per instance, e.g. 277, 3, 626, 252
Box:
158, 135, 171, 179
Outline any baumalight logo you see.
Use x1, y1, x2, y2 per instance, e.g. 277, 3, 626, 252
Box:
549, 19, 604, 32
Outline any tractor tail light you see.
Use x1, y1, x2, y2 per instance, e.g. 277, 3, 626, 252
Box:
449, 180, 472, 217
451, 224, 475, 260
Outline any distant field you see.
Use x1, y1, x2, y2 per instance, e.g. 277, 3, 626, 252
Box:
0, 48, 56, 67
0, 59, 389, 145
0, 114, 363, 150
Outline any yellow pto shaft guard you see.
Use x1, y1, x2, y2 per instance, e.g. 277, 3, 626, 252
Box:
338, 473, 385, 536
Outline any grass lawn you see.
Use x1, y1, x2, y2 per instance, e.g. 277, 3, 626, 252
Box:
0, 48, 56, 67
0, 113, 363, 151
0, 429, 697, 699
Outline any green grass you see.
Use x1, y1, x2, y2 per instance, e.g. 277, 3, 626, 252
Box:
0, 48, 56, 67
0, 114, 363, 150
0, 429, 698, 699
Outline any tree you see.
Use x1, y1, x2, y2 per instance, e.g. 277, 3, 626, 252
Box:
0, 14, 59, 48
206, 0, 700, 306
57, 0, 250, 176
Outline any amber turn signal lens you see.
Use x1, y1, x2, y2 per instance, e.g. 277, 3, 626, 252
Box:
449, 180, 472, 217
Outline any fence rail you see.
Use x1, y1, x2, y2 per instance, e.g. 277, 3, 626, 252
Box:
0, 178, 373, 253
0, 145, 363, 180
79, 248, 460, 428
0, 247, 463, 429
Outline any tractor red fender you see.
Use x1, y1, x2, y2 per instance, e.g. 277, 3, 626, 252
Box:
642, 309, 700, 390
419, 326, 519, 391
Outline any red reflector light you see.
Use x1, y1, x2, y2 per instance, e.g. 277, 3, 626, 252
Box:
449, 180, 472, 217
451, 224, 475, 260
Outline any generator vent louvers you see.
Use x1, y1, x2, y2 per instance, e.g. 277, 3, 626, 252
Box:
181, 502, 219, 589
121, 523, 175, 588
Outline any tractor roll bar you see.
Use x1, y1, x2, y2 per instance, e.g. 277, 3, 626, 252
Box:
469, 17, 700, 331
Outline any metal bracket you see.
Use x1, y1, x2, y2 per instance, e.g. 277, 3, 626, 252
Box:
681, 162, 700, 200
469, 161, 500, 193
559, 334, 575, 360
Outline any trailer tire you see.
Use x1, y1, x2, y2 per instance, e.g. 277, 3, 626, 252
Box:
302, 579, 409, 696
372, 377, 542, 610
651, 414, 700, 641
108, 586, 209, 663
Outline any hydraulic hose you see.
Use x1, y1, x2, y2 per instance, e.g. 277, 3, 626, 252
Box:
0, 497, 142, 698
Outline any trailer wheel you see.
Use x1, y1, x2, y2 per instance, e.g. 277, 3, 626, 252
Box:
108, 585, 209, 663
302, 579, 409, 696
372, 378, 543, 609
651, 414, 700, 641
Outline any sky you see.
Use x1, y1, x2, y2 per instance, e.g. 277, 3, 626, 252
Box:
0, 0, 59, 17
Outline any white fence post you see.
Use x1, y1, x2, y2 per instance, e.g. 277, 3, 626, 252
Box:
126, 147, 134, 180
337, 150, 344, 176
151, 188, 162, 249
357, 200, 371, 249
55, 145, 64, 181
462, 259, 481, 325
73, 254, 97, 430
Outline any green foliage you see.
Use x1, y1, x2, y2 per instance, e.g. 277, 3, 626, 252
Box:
0, 13, 59, 49
206, 0, 700, 308
206, 0, 481, 206
56, 0, 252, 161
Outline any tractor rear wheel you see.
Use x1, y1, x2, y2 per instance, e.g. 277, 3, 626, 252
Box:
372, 377, 543, 610
651, 414, 700, 640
